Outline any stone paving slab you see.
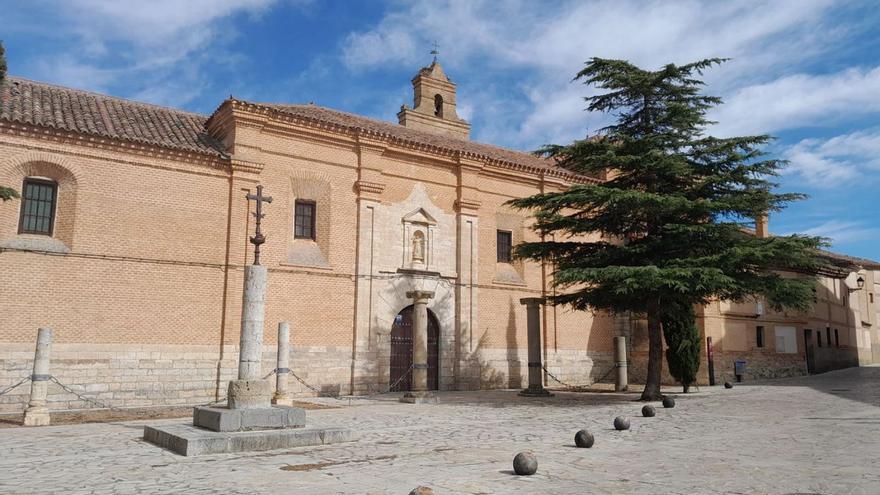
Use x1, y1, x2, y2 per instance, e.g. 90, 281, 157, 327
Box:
1, 367, 879, 494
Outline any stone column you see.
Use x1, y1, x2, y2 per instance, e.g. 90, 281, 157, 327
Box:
272, 322, 292, 406
23, 328, 52, 426
519, 298, 553, 397
229, 265, 271, 409
614, 336, 628, 392
402, 290, 435, 403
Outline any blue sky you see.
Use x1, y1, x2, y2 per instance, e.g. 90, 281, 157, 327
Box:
3, 0, 879, 260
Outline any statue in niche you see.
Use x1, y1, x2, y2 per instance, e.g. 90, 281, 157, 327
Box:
412, 230, 425, 263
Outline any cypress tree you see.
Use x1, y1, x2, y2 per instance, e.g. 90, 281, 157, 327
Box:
662, 302, 701, 392
509, 58, 827, 400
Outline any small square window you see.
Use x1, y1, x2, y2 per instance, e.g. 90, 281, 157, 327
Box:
294, 200, 316, 240
496, 230, 512, 263
756, 326, 764, 348
18, 178, 57, 235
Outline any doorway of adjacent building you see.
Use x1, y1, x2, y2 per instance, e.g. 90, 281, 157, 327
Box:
390, 305, 439, 392
804, 328, 816, 374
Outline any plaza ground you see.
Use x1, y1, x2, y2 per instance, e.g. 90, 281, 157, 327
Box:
2, 367, 879, 495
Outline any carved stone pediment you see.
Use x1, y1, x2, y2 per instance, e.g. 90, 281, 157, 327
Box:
402, 207, 437, 226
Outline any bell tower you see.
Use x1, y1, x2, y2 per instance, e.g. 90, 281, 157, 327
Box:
397, 55, 471, 139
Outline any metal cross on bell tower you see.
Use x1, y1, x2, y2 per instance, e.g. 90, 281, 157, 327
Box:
430, 40, 439, 62
246, 185, 273, 266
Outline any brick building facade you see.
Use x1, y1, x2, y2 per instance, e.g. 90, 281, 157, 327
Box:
0, 61, 877, 412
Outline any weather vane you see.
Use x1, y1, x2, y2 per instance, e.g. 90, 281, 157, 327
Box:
430, 40, 439, 62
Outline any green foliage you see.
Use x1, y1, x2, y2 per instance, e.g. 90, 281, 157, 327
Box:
1, 186, 19, 201
662, 302, 701, 392
508, 57, 829, 399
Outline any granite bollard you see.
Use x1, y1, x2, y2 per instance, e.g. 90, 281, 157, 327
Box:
23, 328, 52, 427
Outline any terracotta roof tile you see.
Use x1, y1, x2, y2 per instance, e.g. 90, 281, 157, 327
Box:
0, 77, 224, 156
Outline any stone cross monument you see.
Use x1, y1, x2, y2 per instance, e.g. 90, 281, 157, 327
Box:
145, 185, 356, 455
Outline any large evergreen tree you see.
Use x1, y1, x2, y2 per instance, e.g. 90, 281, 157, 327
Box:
509, 58, 827, 400
0, 41, 19, 202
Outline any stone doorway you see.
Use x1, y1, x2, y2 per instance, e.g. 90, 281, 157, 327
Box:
390, 305, 439, 392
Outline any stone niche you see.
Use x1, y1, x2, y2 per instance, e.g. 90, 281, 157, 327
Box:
401, 208, 437, 271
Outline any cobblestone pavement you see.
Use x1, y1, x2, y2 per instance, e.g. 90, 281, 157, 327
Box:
2, 366, 879, 495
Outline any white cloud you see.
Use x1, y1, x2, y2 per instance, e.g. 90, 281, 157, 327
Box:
711, 67, 880, 137
799, 220, 880, 245
339, 0, 845, 148
783, 128, 880, 187
16, 0, 280, 107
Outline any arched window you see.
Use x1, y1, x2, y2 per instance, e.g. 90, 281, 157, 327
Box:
18, 178, 58, 235
434, 94, 443, 118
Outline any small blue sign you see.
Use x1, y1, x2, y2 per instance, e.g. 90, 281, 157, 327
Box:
734, 360, 747, 375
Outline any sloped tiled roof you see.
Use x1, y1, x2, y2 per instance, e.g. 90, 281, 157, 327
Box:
0, 77, 225, 156
819, 250, 880, 270
242, 102, 594, 180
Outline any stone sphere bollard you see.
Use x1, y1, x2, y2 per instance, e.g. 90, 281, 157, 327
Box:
613, 416, 630, 430
409, 487, 434, 495
574, 429, 594, 448
724, 381, 733, 389
642, 404, 656, 417
513, 451, 538, 475
662, 397, 676, 408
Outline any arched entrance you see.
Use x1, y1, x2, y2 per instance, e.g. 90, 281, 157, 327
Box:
390, 305, 439, 391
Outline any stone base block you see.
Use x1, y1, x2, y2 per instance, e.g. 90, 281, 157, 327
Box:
400, 392, 438, 404
271, 396, 294, 406
22, 407, 50, 427
519, 387, 554, 397
227, 379, 272, 409
143, 423, 356, 456
193, 405, 305, 432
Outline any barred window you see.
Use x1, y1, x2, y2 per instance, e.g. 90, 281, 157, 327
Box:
294, 200, 316, 240
756, 326, 764, 348
497, 230, 512, 263
18, 179, 57, 235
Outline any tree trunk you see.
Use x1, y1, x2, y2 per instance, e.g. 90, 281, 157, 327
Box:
682, 383, 690, 393
641, 298, 664, 401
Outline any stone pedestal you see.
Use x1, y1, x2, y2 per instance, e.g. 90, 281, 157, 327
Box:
145, 263, 355, 455
23, 328, 52, 426
402, 290, 435, 403
519, 298, 553, 397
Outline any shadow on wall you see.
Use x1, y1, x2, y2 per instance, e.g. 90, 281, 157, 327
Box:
506, 297, 523, 389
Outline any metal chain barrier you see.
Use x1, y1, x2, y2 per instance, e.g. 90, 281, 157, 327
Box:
542, 363, 617, 390
48, 376, 126, 412
282, 363, 416, 402
0, 375, 31, 396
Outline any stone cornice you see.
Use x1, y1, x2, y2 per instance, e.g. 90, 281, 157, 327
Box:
230, 159, 264, 174
355, 180, 386, 195
0, 121, 229, 170
455, 198, 482, 213
221, 99, 600, 187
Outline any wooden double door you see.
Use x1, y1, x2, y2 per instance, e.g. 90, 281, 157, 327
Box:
389, 305, 439, 392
